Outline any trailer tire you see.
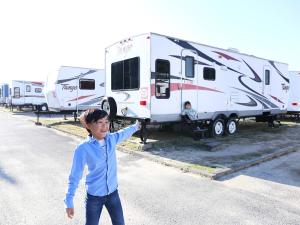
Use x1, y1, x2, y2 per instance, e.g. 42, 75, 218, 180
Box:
225, 118, 237, 135
101, 97, 117, 119
40, 104, 48, 112
211, 118, 225, 137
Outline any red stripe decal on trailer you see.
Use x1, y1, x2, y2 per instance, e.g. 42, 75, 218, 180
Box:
67, 94, 95, 102
270, 95, 284, 104
150, 83, 223, 96
179, 83, 223, 92
212, 51, 239, 61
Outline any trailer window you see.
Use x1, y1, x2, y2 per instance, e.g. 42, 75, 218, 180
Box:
14, 87, 20, 98
111, 57, 139, 90
155, 59, 170, 99
79, 79, 95, 90
185, 56, 194, 78
26, 85, 31, 92
203, 67, 215, 81
35, 88, 42, 93
265, 70, 270, 85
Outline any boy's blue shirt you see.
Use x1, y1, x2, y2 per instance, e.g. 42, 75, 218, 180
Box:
65, 123, 139, 208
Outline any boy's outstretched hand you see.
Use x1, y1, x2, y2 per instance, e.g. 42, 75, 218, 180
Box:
66, 208, 74, 219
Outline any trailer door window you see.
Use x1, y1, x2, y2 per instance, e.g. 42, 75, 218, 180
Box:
265, 70, 270, 85
185, 56, 194, 78
79, 79, 95, 90
155, 59, 170, 99
14, 87, 20, 98
203, 67, 216, 81
111, 57, 139, 90
26, 85, 31, 92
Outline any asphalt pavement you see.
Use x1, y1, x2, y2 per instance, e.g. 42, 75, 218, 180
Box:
1, 111, 300, 225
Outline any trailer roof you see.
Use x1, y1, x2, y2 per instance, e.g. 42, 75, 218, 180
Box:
106, 32, 288, 66
60, 66, 103, 70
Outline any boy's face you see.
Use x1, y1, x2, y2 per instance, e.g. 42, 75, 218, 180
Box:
87, 116, 110, 140
185, 104, 191, 109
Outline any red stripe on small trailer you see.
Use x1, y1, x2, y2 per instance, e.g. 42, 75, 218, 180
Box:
292, 102, 298, 106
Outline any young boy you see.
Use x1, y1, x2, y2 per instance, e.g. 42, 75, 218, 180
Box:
64, 108, 140, 225
182, 101, 198, 120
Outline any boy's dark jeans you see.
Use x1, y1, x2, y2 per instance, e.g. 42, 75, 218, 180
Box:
85, 190, 125, 225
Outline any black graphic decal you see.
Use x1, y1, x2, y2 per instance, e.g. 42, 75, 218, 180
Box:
269, 61, 289, 83
235, 95, 258, 107
167, 38, 243, 75
57, 70, 97, 84
233, 86, 279, 109
256, 98, 269, 109
238, 75, 264, 97
242, 60, 262, 83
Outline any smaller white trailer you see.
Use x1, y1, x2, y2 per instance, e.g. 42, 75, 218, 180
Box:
287, 71, 300, 113
11, 80, 48, 111
44, 66, 105, 113
0, 83, 9, 105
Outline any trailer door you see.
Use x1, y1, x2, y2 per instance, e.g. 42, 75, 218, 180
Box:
181, 50, 198, 111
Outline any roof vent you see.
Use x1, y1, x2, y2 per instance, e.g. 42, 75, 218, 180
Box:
227, 48, 240, 53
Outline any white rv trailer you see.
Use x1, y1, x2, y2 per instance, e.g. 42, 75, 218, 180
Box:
45, 66, 105, 112
103, 33, 289, 137
287, 71, 300, 113
11, 80, 48, 111
0, 83, 9, 105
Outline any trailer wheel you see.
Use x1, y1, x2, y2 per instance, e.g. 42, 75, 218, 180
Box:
101, 97, 117, 119
40, 104, 48, 112
225, 118, 237, 135
211, 118, 225, 137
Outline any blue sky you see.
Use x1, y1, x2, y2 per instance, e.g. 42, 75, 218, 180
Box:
0, 0, 299, 84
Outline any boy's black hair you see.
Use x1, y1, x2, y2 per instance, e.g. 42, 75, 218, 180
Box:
80, 108, 108, 136
184, 101, 191, 108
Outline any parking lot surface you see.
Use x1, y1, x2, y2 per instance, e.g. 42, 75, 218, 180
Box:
1, 110, 300, 225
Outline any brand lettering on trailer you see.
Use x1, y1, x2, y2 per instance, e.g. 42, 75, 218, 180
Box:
117, 44, 133, 54
61, 84, 78, 92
